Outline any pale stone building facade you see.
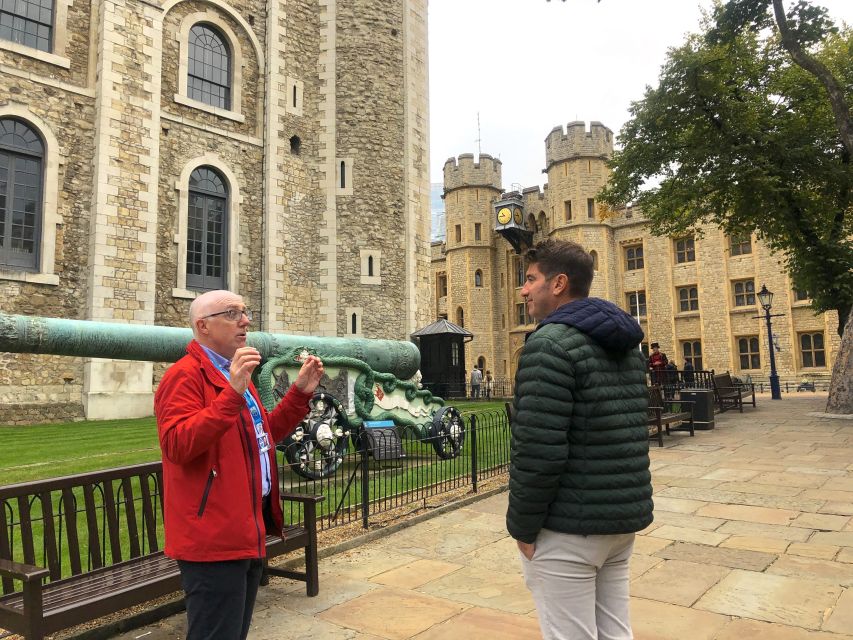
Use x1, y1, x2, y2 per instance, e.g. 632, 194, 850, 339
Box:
432, 121, 841, 386
0, 0, 431, 423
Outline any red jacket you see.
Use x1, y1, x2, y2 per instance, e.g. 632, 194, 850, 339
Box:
155, 340, 311, 561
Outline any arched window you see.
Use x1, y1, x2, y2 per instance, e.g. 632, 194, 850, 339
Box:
527, 213, 537, 233
474, 269, 483, 287
187, 166, 228, 291
457, 307, 464, 328
538, 211, 548, 234
188, 24, 231, 109
368, 255, 374, 277
477, 356, 485, 371
590, 250, 599, 271
289, 135, 301, 155
0, 118, 43, 271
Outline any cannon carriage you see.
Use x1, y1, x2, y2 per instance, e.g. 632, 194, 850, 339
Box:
0, 312, 465, 479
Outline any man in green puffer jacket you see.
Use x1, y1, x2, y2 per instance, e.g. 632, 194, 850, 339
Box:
507, 239, 652, 640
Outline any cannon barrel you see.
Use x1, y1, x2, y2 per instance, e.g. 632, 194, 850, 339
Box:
0, 312, 420, 380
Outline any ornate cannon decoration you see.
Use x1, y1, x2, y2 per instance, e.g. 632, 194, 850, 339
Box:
0, 312, 464, 479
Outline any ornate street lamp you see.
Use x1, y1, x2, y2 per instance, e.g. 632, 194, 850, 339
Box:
756, 284, 783, 400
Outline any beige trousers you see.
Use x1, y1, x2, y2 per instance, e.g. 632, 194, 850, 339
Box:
520, 529, 635, 640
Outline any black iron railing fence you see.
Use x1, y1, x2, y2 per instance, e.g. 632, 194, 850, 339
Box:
645, 369, 831, 396
279, 409, 511, 530
422, 379, 514, 400
1, 410, 511, 587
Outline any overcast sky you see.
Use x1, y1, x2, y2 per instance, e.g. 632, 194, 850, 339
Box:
428, 0, 853, 189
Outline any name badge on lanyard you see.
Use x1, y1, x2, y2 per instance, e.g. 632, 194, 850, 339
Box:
246, 395, 270, 454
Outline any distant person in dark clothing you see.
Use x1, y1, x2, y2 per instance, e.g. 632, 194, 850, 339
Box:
683, 361, 695, 386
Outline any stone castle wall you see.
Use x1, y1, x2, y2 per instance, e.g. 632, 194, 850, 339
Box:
0, 0, 431, 424
434, 122, 841, 386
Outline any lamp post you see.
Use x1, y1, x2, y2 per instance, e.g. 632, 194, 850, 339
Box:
756, 284, 784, 400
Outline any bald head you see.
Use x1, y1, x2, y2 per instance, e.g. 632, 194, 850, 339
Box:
189, 290, 244, 338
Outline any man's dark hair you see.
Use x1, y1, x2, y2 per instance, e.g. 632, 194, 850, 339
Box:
525, 239, 594, 298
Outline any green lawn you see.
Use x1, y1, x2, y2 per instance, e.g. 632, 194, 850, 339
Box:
0, 400, 511, 485
0, 417, 161, 484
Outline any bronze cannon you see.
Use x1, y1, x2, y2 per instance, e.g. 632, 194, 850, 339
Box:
0, 312, 464, 479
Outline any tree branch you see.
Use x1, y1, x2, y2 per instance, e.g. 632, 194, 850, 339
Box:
771, 0, 853, 160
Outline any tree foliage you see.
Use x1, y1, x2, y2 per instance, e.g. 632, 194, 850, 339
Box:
599, 0, 853, 334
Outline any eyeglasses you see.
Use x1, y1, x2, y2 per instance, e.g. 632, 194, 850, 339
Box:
202, 308, 253, 322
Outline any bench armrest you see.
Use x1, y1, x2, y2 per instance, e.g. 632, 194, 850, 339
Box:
0, 558, 50, 583
280, 492, 325, 504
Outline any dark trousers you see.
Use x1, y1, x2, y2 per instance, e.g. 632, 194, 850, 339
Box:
178, 558, 264, 640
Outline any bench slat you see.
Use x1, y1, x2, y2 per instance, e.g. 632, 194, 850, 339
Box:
121, 478, 141, 559
18, 496, 36, 568
39, 492, 61, 582
0, 502, 13, 593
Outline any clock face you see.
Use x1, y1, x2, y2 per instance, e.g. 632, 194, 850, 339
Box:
497, 207, 512, 225
513, 208, 523, 224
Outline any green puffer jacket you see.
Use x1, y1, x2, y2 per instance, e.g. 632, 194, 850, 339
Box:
507, 297, 653, 543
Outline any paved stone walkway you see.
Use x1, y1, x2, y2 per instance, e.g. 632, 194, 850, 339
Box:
119, 395, 852, 639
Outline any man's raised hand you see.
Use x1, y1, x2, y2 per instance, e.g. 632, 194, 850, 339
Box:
293, 355, 325, 394
229, 347, 262, 395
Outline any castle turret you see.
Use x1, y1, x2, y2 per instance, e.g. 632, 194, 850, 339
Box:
543, 122, 616, 302
439, 154, 503, 383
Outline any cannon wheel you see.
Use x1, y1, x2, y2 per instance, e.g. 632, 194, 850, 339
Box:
281, 392, 350, 480
429, 406, 465, 459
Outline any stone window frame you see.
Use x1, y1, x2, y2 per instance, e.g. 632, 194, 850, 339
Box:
626, 290, 647, 318
677, 285, 699, 312
587, 198, 595, 219
798, 332, 826, 368
674, 236, 696, 263
564, 200, 572, 221
0, 106, 60, 286
729, 233, 752, 256
359, 249, 380, 285
345, 307, 362, 337
732, 279, 755, 307
172, 154, 242, 299
474, 269, 483, 288
336, 157, 353, 195
624, 243, 644, 271
0, 0, 70, 68
515, 302, 527, 326
285, 76, 303, 116
589, 250, 599, 272
681, 339, 703, 370
737, 335, 761, 370
436, 271, 447, 298
174, 10, 245, 123
474, 222, 481, 241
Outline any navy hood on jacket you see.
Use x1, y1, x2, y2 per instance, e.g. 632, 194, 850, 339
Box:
536, 297, 645, 353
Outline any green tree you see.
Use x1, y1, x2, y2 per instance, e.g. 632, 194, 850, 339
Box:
599, 1, 852, 335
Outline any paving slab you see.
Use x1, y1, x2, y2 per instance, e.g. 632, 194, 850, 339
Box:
766, 555, 853, 587
696, 503, 799, 525
655, 541, 777, 571
369, 559, 463, 590
695, 569, 842, 629
791, 513, 851, 531
823, 588, 853, 635
416, 565, 536, 615
719, 535, 790, 555
629, 598, 730, 640
411, 606, 541, 639
317, 587, 468, 640
714, 618, 853, 639
646, 524, 729, 546
786, 542, 841, 560
630, 559, 729, 607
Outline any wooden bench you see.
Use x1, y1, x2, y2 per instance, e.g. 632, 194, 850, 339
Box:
647, 385, 695, 447
713, 372, 756, 413
0, 461, 322, 640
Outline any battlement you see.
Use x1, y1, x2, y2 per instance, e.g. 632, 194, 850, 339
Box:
443, 153, 503, 192
522, 186, 545, 207
544, 121, 614, 169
